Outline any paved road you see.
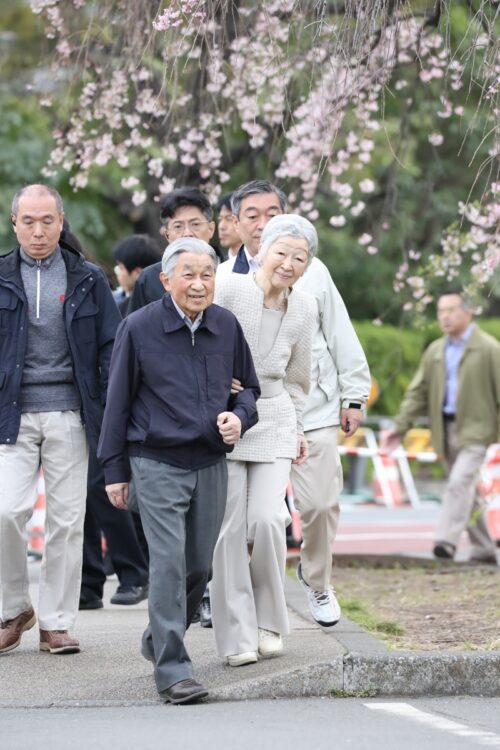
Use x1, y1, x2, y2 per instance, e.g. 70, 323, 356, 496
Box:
2, 697, 500, 750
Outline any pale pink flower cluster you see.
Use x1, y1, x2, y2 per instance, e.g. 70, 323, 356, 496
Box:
396, 187, 500, 314
153, 1, 206, 31
32, 0, 498, 296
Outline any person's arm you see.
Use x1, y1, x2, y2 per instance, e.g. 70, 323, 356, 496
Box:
285, 299, 315, 444
226, 318, 260, 436
392, 355, 430, 437
97, 318, 139, 486
490, 342, 500, 442
92, 268, 123, 402
316, 262, 371, 412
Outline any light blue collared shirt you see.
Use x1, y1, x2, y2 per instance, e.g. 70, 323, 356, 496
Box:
443, 323, 475, 415
171, 298, 203, 334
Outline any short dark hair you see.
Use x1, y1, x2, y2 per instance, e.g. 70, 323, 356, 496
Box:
159, 187, 213, 226
216, 193, 233, 212
438, 288, 473, 309
112, 234, 162, 272
230, 180, 287, 217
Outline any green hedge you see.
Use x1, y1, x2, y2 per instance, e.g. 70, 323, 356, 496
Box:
352, 319, 500, 416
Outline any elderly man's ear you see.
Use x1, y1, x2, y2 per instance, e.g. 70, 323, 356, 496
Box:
159, 271, 170, 292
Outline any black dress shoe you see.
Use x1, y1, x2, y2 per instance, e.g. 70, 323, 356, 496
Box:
160, 678, 208, 705
79, 590, 104, 610
199, 594, 212, 629
110, 584, 149, 605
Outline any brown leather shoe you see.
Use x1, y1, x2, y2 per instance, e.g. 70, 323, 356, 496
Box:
160, 678, 208, 705
39, 629, 80, 654
0, 607, 36, 654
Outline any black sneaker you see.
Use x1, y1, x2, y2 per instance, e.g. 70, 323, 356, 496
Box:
110, 584, 149, 605
199, 594, 212, 628
433, 542, 455, 560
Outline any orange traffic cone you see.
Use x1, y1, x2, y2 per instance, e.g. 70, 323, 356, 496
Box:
28, 471, 46, 558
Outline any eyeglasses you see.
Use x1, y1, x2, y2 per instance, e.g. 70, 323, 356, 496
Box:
165, 220, 211, 234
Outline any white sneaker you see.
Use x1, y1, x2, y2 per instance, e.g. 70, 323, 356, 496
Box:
296, 563, 341, 627
257, 628, 283, 657
227, 651, 258, 667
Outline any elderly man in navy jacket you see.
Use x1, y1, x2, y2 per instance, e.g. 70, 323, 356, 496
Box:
98, 237, 260, 705
0, 184, 121, 656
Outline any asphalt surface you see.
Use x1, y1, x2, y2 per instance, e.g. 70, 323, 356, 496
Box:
3, 698, 500, 750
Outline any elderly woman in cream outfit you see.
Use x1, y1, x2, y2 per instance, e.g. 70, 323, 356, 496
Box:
211, 214, 317, 667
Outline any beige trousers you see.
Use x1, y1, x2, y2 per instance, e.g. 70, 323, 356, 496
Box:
0, 411, 88, 629
291, 426, 343, 592
211, 458, 291, 657
436, 421, 496, 557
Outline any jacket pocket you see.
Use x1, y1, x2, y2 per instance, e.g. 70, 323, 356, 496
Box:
72, 300, 98, 343
317, 354, 337, 400
0, 291, 18, 332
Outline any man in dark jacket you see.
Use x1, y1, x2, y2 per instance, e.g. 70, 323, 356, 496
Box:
128, 186, 222, 312
98, 237, 260, 704
0, 184, 121, 656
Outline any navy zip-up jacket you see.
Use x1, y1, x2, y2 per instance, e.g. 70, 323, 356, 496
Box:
0, 245, 121, 450
97, 294, 260, 484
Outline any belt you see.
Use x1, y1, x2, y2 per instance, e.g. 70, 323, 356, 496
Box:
259, 379, 284, 398
443, 413, 456, 422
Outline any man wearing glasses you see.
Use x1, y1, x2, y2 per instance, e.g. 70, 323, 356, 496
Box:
128, 187, 219, 313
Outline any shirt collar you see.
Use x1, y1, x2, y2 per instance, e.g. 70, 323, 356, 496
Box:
171, 296, 203, 329
243, 246, 260, 269
447, 323, 475, 346
20, 246, 61, 268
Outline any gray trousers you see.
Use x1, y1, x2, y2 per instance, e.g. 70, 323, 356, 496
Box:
436, 422, 496, 557
130, 456, 227, 692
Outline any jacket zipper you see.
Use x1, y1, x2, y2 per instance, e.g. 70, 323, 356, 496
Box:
36, 260, 41, 320
191, 330, 195, 347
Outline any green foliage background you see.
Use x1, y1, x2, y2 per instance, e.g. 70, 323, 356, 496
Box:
357, 319, 500, 416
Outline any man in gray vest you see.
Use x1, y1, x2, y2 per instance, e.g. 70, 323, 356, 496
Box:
0, 184, 121, 655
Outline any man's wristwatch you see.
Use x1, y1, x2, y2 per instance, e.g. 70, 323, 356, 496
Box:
348, 403, 362, 409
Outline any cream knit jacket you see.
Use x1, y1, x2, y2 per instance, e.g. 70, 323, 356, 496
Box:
215, 273, 316, 463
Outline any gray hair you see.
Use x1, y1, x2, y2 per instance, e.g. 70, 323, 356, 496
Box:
258, 214, 318, 267
12, 184, 64, 215
230, 180, 287, 218
161, 237, 218, 279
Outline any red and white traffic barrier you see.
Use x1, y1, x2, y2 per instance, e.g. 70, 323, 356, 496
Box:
27, 471, 46, 558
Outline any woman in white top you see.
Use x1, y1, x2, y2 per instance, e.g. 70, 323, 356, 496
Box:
211, 214, 317, 666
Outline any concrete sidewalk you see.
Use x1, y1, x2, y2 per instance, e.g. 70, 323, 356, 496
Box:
0, 559, 498, 706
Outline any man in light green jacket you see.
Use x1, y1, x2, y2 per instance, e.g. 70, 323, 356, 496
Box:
381, 291, 500, 563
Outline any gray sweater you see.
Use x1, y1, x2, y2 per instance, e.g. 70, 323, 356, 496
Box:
20, 247, 81, 413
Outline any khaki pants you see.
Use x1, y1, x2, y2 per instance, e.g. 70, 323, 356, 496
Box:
291, 426, 343, 592
436, 421, 496, 557
0, 411, 88, 629
211, 458, 291, 658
